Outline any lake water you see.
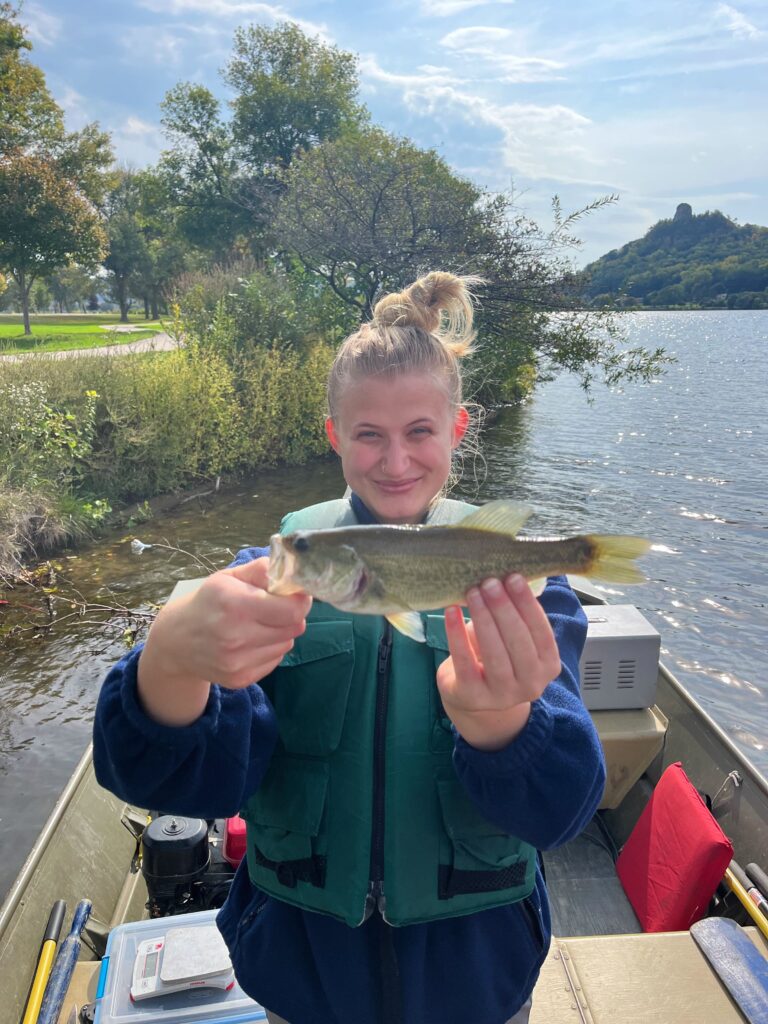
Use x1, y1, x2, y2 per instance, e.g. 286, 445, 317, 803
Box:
1, 309, 766, 902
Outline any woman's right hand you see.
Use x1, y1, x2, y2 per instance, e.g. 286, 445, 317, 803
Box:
137, 557, 312, 726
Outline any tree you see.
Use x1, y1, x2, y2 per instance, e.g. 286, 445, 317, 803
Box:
225, 21, 366, 171
0, 5, 112, 195
102, 169, 190, 321
103, 172, 150, 322
277, 129, 664, 400
276, 128, 488, 315
0, 5, 112, 329
159, 84, 251, 259
158, 21, 367, 259
0, 2, 62, 155
49, 265, 96, 312
0, 153, 107, 332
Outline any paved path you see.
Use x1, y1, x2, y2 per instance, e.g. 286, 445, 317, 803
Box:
0, 332, 181, 362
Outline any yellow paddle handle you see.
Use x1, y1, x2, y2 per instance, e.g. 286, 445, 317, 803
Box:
724, 867, 768, 943
21, 938, 58, 1024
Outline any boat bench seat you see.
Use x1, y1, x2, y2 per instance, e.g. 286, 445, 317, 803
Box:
592, 705, 668, 810
530, 927, 768, 1024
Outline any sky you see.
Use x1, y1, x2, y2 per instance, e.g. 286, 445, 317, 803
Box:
20, 0, 768, 265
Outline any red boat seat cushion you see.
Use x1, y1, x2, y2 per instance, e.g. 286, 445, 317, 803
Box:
616, 761, 734, 932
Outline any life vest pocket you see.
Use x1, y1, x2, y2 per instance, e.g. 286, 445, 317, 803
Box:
269, 620, 355, 756
435, 774, 534, 900
425, 614, 468, 752
242, 758, 329, 890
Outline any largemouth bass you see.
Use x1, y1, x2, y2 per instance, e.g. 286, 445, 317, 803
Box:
267, 500, 650, 642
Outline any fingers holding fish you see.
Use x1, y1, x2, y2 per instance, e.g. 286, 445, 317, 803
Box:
179, 566, 310, 683
137, 558, 312, 728
500, 574, 562, 686
436, 576, 562, 750
466, 576, 560, 700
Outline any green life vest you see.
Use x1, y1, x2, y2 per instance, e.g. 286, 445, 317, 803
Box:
241, 498, 537, 927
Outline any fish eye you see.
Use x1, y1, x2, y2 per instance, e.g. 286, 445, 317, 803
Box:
294, 536, 309, 552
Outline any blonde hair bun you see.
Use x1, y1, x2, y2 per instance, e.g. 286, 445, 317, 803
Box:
372, 271, 484, 357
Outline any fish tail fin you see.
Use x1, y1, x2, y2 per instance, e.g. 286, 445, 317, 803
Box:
584, 535, 651, 584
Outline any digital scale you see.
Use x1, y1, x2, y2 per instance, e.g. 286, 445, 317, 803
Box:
131, 924, 235, 1002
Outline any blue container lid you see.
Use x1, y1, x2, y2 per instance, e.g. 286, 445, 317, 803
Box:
94, 909, 267, 1024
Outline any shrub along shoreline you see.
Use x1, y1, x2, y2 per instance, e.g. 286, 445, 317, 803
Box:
0, 338, 335, 575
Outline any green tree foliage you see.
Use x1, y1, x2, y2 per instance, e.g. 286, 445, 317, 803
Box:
177, 259, 355, 361
275, 128, 485, 315
48, 265, 97, 313
0, 2, 62, 154
158, 21, 367, 259
0, 5, 112, 195
131, 169, 190, 318
102, 169, 189, 321
225, 21, 366, 171
276, 132, 663, 400
582, 204, 768, 309
160, 83, 251, 260
0, 153, 107, 332
103, 171, 150, 321
0, 4, 112, 328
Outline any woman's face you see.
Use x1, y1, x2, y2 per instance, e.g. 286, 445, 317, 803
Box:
326, 372, 467, 525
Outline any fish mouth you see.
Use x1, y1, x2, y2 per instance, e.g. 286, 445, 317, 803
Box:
267, 534, 304, 595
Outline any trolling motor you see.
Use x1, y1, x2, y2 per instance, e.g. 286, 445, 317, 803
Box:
141, 815, 236, 918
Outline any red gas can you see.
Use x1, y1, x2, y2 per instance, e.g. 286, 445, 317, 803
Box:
222, 815, 247, 868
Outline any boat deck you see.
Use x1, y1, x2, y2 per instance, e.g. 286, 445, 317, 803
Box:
543, 818, 641, 937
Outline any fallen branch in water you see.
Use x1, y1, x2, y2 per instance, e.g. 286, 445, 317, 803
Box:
1, 540, 229, 650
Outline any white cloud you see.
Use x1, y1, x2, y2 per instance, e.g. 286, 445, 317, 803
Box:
363, 58, 597, 183
111, 117, 166, 168
121, 28, 188, 67
603, 52, 768, 82
362, 47, 768, 202
138, 0, 330, 39
715, 3, 763, 39
549, 8, 766, 73
439, 26, 566, 82
22, 3, 62, 47
360, 55, 463, 91
420, 0, 516, 15
141, 0, 284, 13
49, 84, 90, 130
122, 116, 159, 138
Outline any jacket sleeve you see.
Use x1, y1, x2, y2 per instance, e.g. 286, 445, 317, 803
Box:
92, 546, 279, 819
451, 576, 606, 850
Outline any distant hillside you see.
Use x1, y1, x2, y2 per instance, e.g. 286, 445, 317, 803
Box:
581, 204, 768, 309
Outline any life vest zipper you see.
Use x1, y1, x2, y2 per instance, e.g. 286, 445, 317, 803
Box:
365, 622, 393, 920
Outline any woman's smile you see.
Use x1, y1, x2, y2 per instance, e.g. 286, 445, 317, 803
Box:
325, 372, 465, 524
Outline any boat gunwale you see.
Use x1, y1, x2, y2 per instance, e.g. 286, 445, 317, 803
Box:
0, 742, 94, 942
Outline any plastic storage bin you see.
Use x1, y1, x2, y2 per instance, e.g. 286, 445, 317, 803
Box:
94, 909, 267, 1024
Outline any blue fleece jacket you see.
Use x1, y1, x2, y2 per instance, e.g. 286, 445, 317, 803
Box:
93, 498, 606, 1024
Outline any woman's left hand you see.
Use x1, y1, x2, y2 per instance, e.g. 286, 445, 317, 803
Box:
436, 574, 562, 751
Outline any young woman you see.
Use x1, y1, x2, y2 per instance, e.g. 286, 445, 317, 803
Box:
93, 272, 606, 1024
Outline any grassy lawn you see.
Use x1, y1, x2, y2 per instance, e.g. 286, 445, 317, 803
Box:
0, 314, 164, 353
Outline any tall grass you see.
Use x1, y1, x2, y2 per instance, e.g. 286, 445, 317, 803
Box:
0, 264, 356, 569
0, 341, 334, 570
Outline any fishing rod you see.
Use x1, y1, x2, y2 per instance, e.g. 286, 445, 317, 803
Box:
37, 899, 92, 1024
724, 861, 768, 942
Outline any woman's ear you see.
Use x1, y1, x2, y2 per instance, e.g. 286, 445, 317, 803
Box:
325, 417, 341, 453
452, 407, 470, 447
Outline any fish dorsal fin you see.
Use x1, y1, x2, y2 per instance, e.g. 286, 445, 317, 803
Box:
456, 500, 533, 537
386, 612, 426, 643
